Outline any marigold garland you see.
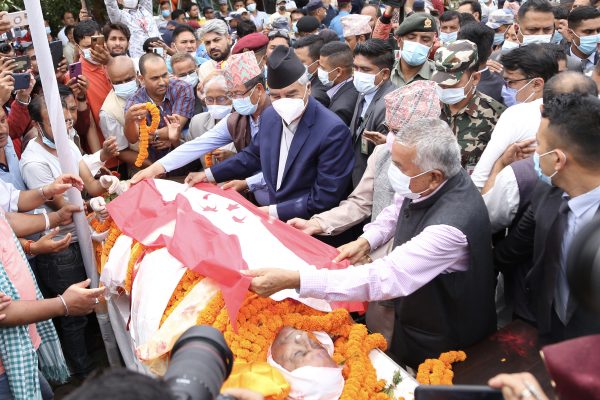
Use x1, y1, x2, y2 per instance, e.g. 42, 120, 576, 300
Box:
160, 269, 205, 326
416, 351, 466, 385
192, 294, 391, 400
134, 102, 161, 167
124, 241, 144, 294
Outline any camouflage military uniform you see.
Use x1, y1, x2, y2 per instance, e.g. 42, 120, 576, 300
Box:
431, 39, 506, 169
441, 91, 506, 168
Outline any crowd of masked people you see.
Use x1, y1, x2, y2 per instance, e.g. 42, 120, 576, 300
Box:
0, 0, 600, 398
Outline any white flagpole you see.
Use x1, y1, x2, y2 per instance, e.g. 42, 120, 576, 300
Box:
24, 0, 98, 288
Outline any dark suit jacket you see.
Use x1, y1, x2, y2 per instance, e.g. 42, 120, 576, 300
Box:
494, 183, 600, 341
210, 97, 355, 221
349, 80, 396, 187
328, 80, 359, 126
310, 75, 330, 108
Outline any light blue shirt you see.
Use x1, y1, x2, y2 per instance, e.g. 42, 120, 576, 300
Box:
329, 10, 349, 41
361, 90, 377, 119
160, 113, 267, 192
0, 139, 26, 191
556, 184, 600, 323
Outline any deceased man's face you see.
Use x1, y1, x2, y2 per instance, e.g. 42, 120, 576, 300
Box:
270, 327, 338, 371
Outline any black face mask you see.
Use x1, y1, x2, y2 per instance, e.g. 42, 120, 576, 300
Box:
278, 5, 286, 11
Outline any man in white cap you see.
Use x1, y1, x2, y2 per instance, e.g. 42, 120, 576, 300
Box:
341, 14, 372, 51
185, 45, 355, 222
131, 51, 272, 203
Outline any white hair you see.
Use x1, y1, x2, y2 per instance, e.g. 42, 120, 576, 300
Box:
197, 19, 229, 40
202, 74, 227, 95
395, 118, 462, 178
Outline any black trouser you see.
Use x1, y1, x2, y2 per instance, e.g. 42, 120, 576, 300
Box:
35, 242, 92, 377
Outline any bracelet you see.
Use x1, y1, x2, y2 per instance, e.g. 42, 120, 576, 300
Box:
16, 95, 31, 106
23, 240, 34, 256
57, 294, 69, 316
43, 211, 50, 231
39, 186, 54, 201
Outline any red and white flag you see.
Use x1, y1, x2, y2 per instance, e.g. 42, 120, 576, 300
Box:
107, 179, 365, 330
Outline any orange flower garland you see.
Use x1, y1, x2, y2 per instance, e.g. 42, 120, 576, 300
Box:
160, 269, 205, 326
124, 241, 144, 294
135, 102, 161, 167
191, 294, 391, 400
416, 351, 466, 385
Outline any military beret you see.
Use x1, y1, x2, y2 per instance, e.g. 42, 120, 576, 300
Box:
431, 40, 479, 86
232, 32, 269, 54
395, 13, 438, 37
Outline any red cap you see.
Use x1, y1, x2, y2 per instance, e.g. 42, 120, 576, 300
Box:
232, 32, 269, 54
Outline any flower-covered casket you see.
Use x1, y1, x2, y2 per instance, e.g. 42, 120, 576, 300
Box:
96, 179, 419, 400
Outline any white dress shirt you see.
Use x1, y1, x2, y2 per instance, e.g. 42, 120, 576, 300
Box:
162, 114, 266, 192
99, 110, 130, 152
471, 98, 543, 189
270, 120, 300, 218
0, 180, 20, 213
482, 166, 520, 234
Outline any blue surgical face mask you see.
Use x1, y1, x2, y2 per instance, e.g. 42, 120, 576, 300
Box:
232, 86, 258, 115
574, 32, 600, 55
503, 79, 535, 106
493, 32, 505, 46
113, 79, 139, 100
551, 30, 563, 44
533, 150, 558, 185
162, 9, 171, 17
45, 26, 51, 35
401, 40, 431, 67
438, 31, 458, 43
38, 124, 57, 149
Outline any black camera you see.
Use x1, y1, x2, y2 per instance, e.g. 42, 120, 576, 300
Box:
165, 325, 235, 400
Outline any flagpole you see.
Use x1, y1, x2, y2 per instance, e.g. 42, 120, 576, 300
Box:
24, 0, 98, 287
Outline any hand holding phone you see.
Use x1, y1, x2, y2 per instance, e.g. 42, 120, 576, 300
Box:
12, 55, 30, 73
49, 40, 63, 69
91, 35, 105, 49
4, 11, 28, 27
68, 62, 82, 79
12, 72, 30, 91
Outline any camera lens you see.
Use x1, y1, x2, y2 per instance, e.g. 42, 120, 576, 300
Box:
164, 325, 234, 400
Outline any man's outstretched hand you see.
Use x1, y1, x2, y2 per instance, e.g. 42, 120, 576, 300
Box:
242, 269, 300, 297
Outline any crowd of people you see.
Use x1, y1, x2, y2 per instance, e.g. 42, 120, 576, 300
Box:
0, 0, 600, 398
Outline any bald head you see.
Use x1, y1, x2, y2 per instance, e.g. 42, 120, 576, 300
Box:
107, 55, 136, 83
139, 52, 167, 77
543, 71, 598, 104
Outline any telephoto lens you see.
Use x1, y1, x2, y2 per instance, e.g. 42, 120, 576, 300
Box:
164, 325, 234, 400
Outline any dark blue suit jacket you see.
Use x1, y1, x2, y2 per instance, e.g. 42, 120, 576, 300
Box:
210, 97, 355, 221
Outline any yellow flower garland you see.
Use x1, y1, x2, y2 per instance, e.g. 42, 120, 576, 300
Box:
135, 102, 161, 168
416, 351, 466, 385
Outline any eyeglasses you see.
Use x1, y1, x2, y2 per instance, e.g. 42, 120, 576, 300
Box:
226, 85, 255, 99
205, 95, 229, 105
503, 77, 531, 88
268, 29, 290, 39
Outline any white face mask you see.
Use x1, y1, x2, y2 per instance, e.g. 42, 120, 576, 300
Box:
353, 70, 383, 95
123, 0, 139, 8
435, 76, 473, 105
272, 87, 308, 125
501, 40, 519, 53
317, 67, 338, 88
181, 72, 199, 88
521, 34, 552, 45
207, 104, 232, 120
246, 3, 257, 12
267, 331, 344, 400
81, 48, 100, 65
113, 79, 139, 100
387, 164, 432, 200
